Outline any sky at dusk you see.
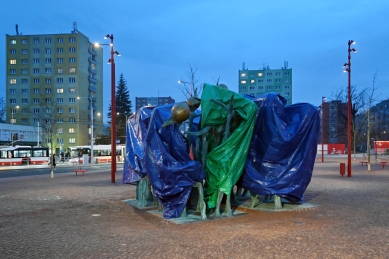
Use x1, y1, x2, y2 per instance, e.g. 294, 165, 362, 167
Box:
1, 0, 388, 122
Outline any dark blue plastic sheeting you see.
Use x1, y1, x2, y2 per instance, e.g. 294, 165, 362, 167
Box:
241, 93, 320, 203
144, 104, 205, 218
123, 106, 155, 184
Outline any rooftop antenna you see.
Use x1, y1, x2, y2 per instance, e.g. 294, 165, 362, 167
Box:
72, 21, 78, 33
15, 24, 19, 35
242, 62, 245, 70
284, 60, 288, 69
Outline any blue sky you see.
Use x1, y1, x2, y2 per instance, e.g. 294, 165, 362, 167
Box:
1, 0, 388, 122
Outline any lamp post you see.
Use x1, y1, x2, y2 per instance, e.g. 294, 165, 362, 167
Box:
11, 105, 19, 146
321, 96, 326, 162
178, 80, 193, 97
343, 40, 357, 177
95, 34, 120, 183
78, 96, 94, 165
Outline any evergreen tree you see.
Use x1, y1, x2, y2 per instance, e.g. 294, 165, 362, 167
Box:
107, 73, 132, 144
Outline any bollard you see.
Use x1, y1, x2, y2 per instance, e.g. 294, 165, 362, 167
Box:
340, 163, 345, 177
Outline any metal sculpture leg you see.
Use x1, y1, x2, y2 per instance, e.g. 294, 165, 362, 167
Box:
274, 195, 282, 209
195, 182, 207, 220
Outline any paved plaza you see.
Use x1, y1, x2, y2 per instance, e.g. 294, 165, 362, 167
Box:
0, 156, 388, 258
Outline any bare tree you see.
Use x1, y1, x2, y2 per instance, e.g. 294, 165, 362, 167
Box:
178, 64, 203, 98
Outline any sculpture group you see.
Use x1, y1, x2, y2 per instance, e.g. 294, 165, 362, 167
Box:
123, 83, 320, 219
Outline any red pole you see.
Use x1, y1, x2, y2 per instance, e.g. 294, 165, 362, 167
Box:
322, 96, 325, 162
347, 40, 353, 177
110, 35, 117, 183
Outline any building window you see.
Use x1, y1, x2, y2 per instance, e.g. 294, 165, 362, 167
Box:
10, 59, 16, 64
285, 92, 290, 96
10, 108, 17, 114
258, 79, 263, 83
10, 40, 16, 44
45, 58, 52, 64
57, 78, 63, 83
57, 128, 63, 134
275, 86, 281, 90
69, 78, 76, 83
69, 138, 76, 144
45, 48, 51, 54
240, 80, 247, 84
33, 59, 40, 64
57, 108, 63, 114
69, 88, 75, 93
45, 68, 51, 74
57, 68, 63, 74
45, 88, 51, 94
10, 89, 16, 94
21, 69, 28, 75
249, 86, 255, 90
57, 58, 63, 63
57, 48, 63, 53
33, 38, 39, 44
57, 98, 63, 104
45, 38, 51, 44
22, 118, 28, 124
241, 86, 246, 91
33, 48, 40, 54
57, 118, 63, 124
266, 72, 272, 76
240, 73, 246, 77
69, 47, 76, 53
57, 38, 63, 43
258, 72, 263, 77
69, 37, 76, 43
45, 98, 51, 104
10, 118, 16, 124
10, 49, 16, 54
21, 89, 28, 94
22, 49, 28, 54
57, 139, 64, 144
69, 117, 76, 123
10, 69, 16, 74
33, 79, 40, 84
10, 99, 16, 104
57, 88, 64, 93
45, 78, 51, 84
267, 79, 272, 83
69, 98, 76, 103
69, 128, 75, 133
276, 72, 281, 76
250, 80, 255, 83
69, 57, 76, 63
21, 79, 28, 84
284, 85, 290, 89
266, 86, 272, 90
22, 108, 28, 114
21, 99, 28, 104
33, 69, 39, 74
285, 79, 290, 83
21, 59, 28, 64
33, 108, 40, 113
69, 108, 75, 113
69, 67, 76, 73
10, 79, 16, 84
33, 88, 39, 94
284, 72, 290, 76
33, 99, 40, 104
22, 39, 28, 44
33, 118, 39, 123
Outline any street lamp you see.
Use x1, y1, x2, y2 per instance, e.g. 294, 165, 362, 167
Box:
321, 96, 326, 162
11, 105, 19, 146
78, 96, 94, 164
343, 40, 357, 177
178, 80, 193, 97
95, 34, 120, 183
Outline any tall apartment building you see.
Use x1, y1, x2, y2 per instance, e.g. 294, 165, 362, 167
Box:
5, 27, 103, 152
135, 96, 175, 111
321, 100, 347, 146
238, 61, 292, 104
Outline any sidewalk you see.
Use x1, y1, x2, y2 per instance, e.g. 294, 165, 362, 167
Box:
0, 158, 388, 258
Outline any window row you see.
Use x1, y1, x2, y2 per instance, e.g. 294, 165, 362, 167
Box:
241, 85, 290, 91
9, 37, 76, 45
31, 108, 76, 114
10, 98, 77, 104
240, 71, 291, 77
9, 57, 76, 65
10, 88, 76, 94
9, 77, 76, 84
241, 79, 290, 84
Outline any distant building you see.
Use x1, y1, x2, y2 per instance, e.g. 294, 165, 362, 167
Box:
5, 23, 103, 153
321, 100, 347, 146
0, 123, 42, 147
135, 96, 175, 111
369, 99, 389, 142
238, 61, 292, 104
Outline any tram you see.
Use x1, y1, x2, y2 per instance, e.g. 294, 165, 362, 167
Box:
0, 146, 49, 166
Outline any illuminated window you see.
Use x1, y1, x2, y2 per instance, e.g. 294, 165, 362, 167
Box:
69, 138, 76, 143
57, 88, 64, 93
10, 59, 16, 64
69, 88, 76, 93
240, 73, 246, 77
57, 68, 63, 74
10, 40, 16, 44
250, 80, 255, 83
69, 67, 76, 73
10, 79, 16, 84
258, 73, 263, 76
69, 128, 75, 133
240, 80, 247, 84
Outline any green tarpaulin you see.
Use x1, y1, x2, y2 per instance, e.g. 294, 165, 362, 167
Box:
200, 84, 257, 208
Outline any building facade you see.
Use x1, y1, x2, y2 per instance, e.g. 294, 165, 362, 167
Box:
5, 28, 103, 153
321, 100, 348, 146
238, 61, 292, 104
0, 123, 42, 147
135, 96, 175, 111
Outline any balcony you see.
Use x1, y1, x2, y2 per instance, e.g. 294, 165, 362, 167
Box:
88, 85, 97, 93
88, 47, 96, 56
88, 76, 97, 84
88, 66, 96, 74
88, 56, 97, 65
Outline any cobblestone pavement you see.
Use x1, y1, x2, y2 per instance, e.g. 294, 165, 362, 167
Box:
0, 157, 388, 258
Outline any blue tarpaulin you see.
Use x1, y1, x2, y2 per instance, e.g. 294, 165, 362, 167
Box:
241, 93, 320, 203
144, 104, 205, 218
